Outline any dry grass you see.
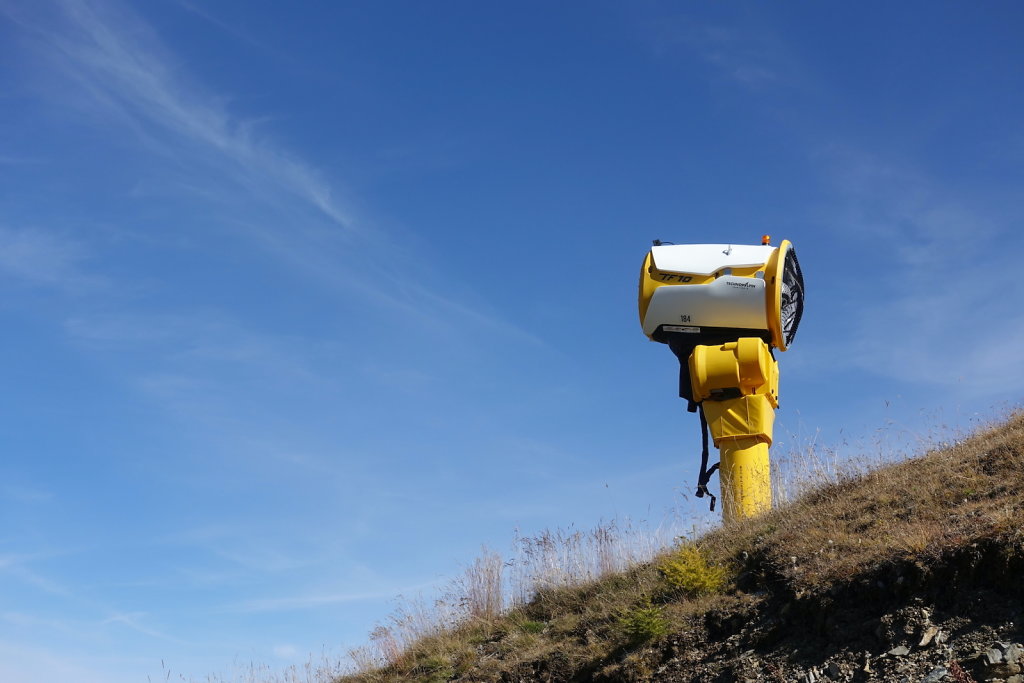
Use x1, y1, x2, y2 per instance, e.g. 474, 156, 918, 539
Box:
334, 514, 692, 680
333, 410, 1024, 682
704, 411, 1024, 593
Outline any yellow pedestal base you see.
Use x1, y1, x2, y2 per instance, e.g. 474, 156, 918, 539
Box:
718, 438, 771, 523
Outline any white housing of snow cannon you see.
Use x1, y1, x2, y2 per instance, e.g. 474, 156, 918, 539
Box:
638, 240, 804, 352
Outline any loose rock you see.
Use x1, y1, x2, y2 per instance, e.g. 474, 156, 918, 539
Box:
919, 626, 940, 647
921, 666, 948, 682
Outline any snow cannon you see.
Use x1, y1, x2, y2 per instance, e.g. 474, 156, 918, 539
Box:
638, 238, 804, 523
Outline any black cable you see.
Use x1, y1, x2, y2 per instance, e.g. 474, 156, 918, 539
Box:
694, 404, 719, 512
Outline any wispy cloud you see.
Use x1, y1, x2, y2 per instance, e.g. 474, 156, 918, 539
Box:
686, 26, 783, 87
99, 612, 180, 642
65, 311, 326, 381
1, 484, 53, 504
271, 643, 299, 659
0, 550, 201, 649
225, 567, 443, 613
0, 555, 74, 598
0, 639, 135, 683
649, 16, 801, 90
155, 524, 319, 583
61, 309, 357, 458
814, 147, 1024, 393
6, 0, 540, 354
228, 588, 410, 613
27, 0, 355, 232
2, 611, 82, 636
0, 226, 97, 291
175, 0, 292, 64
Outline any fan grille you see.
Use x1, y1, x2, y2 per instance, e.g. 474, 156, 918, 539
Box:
780, 247, 805, 348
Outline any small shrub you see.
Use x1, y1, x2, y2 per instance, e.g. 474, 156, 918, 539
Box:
619, 601, 670, 644
517, 619, 546, 634
415, 654, 450, 671
413, 654, 455, 682
659, 545, 729, 596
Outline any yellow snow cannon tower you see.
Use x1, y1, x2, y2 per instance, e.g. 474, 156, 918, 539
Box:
639, 237, 804, 523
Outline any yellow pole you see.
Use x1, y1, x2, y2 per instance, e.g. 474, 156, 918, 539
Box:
718, 438, 771, 523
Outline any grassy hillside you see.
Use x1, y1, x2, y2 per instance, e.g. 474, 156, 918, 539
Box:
336, 412, 1024, 682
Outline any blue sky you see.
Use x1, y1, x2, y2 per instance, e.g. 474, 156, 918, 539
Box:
1, 1, 1023, 681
